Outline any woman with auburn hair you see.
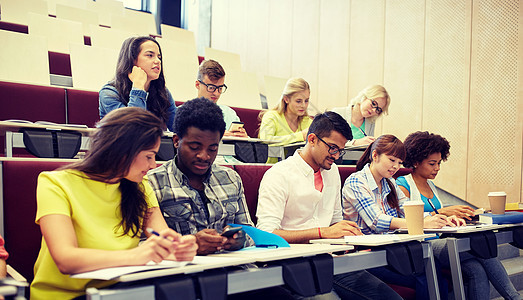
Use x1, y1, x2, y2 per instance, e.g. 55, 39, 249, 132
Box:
342, 134, 458, 300
331, 85, 390, 146
31, 107, 197, 300
397, 131, 520, 300
259, 77, 313, 163
99, 36, 177, 131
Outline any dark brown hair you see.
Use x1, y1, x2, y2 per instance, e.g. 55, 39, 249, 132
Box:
403, 131, 450, 169
65, 107, 164, 237
110, 36, 171, 128
356, 134, 406, 211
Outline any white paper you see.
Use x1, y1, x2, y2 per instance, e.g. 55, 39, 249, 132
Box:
71, 260, 189, 280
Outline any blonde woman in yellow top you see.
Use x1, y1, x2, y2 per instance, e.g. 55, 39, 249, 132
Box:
259, 78, 313, 163
31, 108, 197, 300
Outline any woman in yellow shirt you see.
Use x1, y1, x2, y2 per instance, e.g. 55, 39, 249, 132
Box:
31, 107, 197, 300
259, 77, 313, 163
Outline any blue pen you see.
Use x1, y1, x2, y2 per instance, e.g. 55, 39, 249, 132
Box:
146, 228, 178, 242
146, 228, 161, 236
427, 199, 439, 215
358, 127, 367, 137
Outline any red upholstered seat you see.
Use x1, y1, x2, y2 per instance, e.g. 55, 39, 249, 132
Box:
233, 165, 272, 224
67, 89, 100, 127
2, 160, 71, 282
229, 107, 261, 138
0, 21, 28, 34
0, 81, 67, 156
0, 81, 66, 122
48, 51, 72, 76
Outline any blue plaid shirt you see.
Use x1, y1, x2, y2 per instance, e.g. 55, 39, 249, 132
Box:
342, 164, 406, 234
147, 158, 253, 235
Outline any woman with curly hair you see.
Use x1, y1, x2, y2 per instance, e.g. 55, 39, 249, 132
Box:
397, 131, 521, 300
397, 131, 475, 219
99, 36, 176, 131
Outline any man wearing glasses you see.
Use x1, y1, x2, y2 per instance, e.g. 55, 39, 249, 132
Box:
195, 59, 248, 137
256, 111, 402, 300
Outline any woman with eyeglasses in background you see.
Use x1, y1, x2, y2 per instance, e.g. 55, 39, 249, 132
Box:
331, 85, 390, 146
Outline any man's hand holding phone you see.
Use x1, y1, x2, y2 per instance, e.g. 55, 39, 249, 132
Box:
221, 226, 246, 251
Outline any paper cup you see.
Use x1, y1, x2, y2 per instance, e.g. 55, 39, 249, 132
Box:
488, 191, 507, 215
403, 201, 425, 235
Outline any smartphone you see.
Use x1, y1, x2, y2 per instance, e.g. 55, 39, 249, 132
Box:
228, 122, 244, 132
221, 227, 242, 237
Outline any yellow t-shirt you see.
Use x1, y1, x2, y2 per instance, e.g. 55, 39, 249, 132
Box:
30, 169, 159, 300
259, 110, 313, 163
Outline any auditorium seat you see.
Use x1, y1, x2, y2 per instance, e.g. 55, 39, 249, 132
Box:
48, 51, 72, 76
229, 107, 262, 138
0, 0, 48, 25
0, 81, 66, 122
27, 12, 84, 54
0, 20, 29, 34
69, 44, 118, 91
0, 81, 66, 155
263, 75, 287, 108
2, 160, 71, 282
0, 30, 50, 85
55, 4, 99, 36
67, 88, 100, 127
233, 164, 272, 224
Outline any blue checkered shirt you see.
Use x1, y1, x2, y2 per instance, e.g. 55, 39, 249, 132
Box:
342, 164, 406, 234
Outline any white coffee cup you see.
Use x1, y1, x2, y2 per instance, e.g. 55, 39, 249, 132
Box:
488, 191, 507, 215
403, 201, 425, 235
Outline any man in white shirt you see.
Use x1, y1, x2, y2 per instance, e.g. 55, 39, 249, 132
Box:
257, 111, 402, 300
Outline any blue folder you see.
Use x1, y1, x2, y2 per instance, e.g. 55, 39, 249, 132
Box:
229, 224, 290, 248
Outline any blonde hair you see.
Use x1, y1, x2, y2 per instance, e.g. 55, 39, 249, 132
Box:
258, 77, 311, 125
275, 77, 310, 114
350, 85, 391, 121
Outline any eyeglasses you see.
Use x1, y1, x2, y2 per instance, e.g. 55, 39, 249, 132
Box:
198, 80, 227, 94
369, 99, 383, 115
316, 135, 346, 156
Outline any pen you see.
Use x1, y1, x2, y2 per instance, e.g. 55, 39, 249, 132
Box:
256, 244, 278, 248
146, 228, 161, 236
358, 127, 367, 137
426, 199, 439, 215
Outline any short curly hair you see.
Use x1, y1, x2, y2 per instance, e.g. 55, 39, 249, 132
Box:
403, 131, 450, 169
174, 97, 226, 138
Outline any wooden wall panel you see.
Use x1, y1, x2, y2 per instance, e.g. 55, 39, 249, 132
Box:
468, 0, 522, 207
225, 0, 247, 69
291, 0, 320, 115
267, 0, 293, 80
381, 0, 425, 140
347, 0, 385, 100
422, 0, 471, 200
244, 1, 269, 94
318, 0, 350, 112
210, 0, 229, 51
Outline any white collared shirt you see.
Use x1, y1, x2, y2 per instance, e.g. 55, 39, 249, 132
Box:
256, 152, 343, 232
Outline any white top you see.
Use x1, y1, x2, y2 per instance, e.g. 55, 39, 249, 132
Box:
256, 151, 343, 232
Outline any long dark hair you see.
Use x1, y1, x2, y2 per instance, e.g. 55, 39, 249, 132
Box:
356, 134, 406, 211
111, 36, 171, 128
65, 107, 164, 237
